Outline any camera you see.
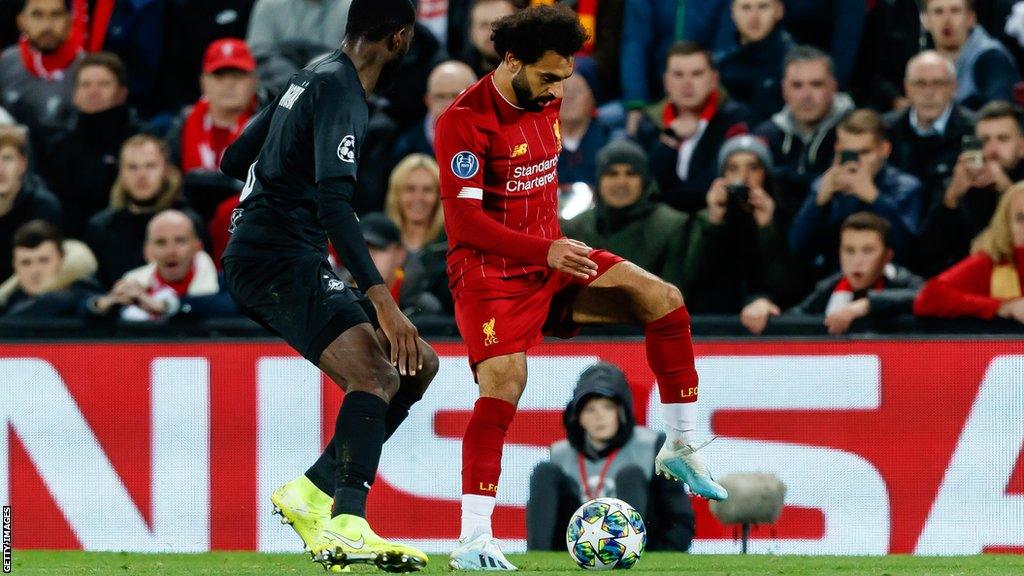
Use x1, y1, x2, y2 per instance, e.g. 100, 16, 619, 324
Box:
726, 183, 750, 207
962, 135, 983, 167
839, 149, 860, 165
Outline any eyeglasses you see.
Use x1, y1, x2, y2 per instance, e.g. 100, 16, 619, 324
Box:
908, 79, 953, 90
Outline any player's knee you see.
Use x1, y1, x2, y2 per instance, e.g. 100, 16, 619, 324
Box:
420, 345, 440, 384
663, 283, 685, 310
348, 356, 401, 400
637, 280, 684, 322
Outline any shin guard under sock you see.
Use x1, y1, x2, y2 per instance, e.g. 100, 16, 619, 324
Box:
331, 391, 388, 518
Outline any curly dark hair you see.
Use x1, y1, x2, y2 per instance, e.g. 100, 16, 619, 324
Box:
491, 5, 588, 64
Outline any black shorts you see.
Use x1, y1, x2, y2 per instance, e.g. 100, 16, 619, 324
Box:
222, 253, 379, 364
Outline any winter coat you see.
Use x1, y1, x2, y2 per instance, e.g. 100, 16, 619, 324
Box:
754, 93, 856, 226
84, 202, 206, 288
41, 105, 141, 238
715, 27, 795, 126
789, 263, 923, 316
882, 105, 975, 212
790, 164, 923, 278
0, 176, 62, 279
562, 181, 697, 291
954, 25, 1019, 111
917, 163, 1024, 277
0, 239, 98, 318
645, 97, 749, 213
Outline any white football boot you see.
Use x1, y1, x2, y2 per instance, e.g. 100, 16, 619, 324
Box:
655, 438, 729, 501
449, 531, 518, 571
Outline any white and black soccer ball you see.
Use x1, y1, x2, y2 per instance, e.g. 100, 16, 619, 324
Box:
566, 498, 646, 570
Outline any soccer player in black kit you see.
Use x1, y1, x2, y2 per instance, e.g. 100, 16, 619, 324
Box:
220, 0, 434, 572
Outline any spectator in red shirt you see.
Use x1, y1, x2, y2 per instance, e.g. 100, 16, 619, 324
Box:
915, 182, 1024, 324
168, 38, 257, 265
167, 38, 258, 174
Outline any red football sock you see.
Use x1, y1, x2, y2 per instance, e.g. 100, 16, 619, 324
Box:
462, 396, 517, 496
645, 306, 699, 404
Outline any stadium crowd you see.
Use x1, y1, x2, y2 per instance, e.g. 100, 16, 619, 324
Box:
1, 0, 1024, 335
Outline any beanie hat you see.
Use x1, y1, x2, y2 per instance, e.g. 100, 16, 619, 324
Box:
718, 134, 774, 175
596, 138, 649, 186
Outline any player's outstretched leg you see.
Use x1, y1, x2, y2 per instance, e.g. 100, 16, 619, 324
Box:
274, 340, 438, 565
571, 262, 727, 501
304, 324, 428, 573
449, 354, 523, 571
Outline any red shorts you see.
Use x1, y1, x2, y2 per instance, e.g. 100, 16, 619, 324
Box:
453, 249, 625, 368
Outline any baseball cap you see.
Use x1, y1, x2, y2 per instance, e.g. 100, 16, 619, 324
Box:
359, 212, 402, 249
203, 38, 256, 74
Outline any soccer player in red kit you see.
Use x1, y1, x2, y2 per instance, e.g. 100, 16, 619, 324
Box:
436, 6, 727, 570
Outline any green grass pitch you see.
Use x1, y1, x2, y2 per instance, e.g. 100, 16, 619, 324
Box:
9, 551, 1024, 576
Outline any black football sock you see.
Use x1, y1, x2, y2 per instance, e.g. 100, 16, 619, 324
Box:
384, 385, 425, 441
305, 437, 336, 495
331, 390, 388, 518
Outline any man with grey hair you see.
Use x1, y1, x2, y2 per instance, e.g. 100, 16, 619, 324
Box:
753, 45, 854, 227
883, 50, 975, 210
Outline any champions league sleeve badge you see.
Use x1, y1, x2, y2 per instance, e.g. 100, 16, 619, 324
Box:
451, 151, 480, 179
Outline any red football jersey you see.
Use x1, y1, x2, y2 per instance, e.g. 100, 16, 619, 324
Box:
435, 73, 563, 294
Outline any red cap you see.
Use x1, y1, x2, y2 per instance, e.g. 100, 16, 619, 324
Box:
203, 38, 255, 74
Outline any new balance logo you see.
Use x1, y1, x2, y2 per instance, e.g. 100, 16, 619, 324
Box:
323, 530, 364, 550
478, 554, 507, 569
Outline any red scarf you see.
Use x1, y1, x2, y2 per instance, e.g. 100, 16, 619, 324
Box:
181, 97, 255, 172
18, 0, 88, 80
87, 0, 117, 52
151, 265, 196, 298
663, 89, 720, 129
832, 275, 885, 295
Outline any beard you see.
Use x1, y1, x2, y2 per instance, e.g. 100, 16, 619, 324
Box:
512, 68, 554, 112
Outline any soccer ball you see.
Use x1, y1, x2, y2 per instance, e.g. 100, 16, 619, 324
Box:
566, 498, 646, 570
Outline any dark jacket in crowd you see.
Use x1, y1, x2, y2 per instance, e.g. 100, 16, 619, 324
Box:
882, 104, 975, 211
562, 181, 696, 291
917, 162, 1024, 277
620, 0, 684, 109
557, 121, 612, 189
715, 27, 795, 126
754, 93, 856, 226
162, 0, 256, 108
526, 362, 695, 552
1, 278, 101, 318
686, 208, 806, 314
686, 0, 866, 88
378, 23, 447, 132
0, 176, 62, 279
41, 105, 142, 238
789, 263, 923, 317
100, 0, 171, 118
391, 119, 435, 168
84, 202, 205, 288
646, 96, 749, 212
779, 0, 867, 89
790, 164, 923, 277
953, 25, 1019, 111
848, 0, 923, 111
